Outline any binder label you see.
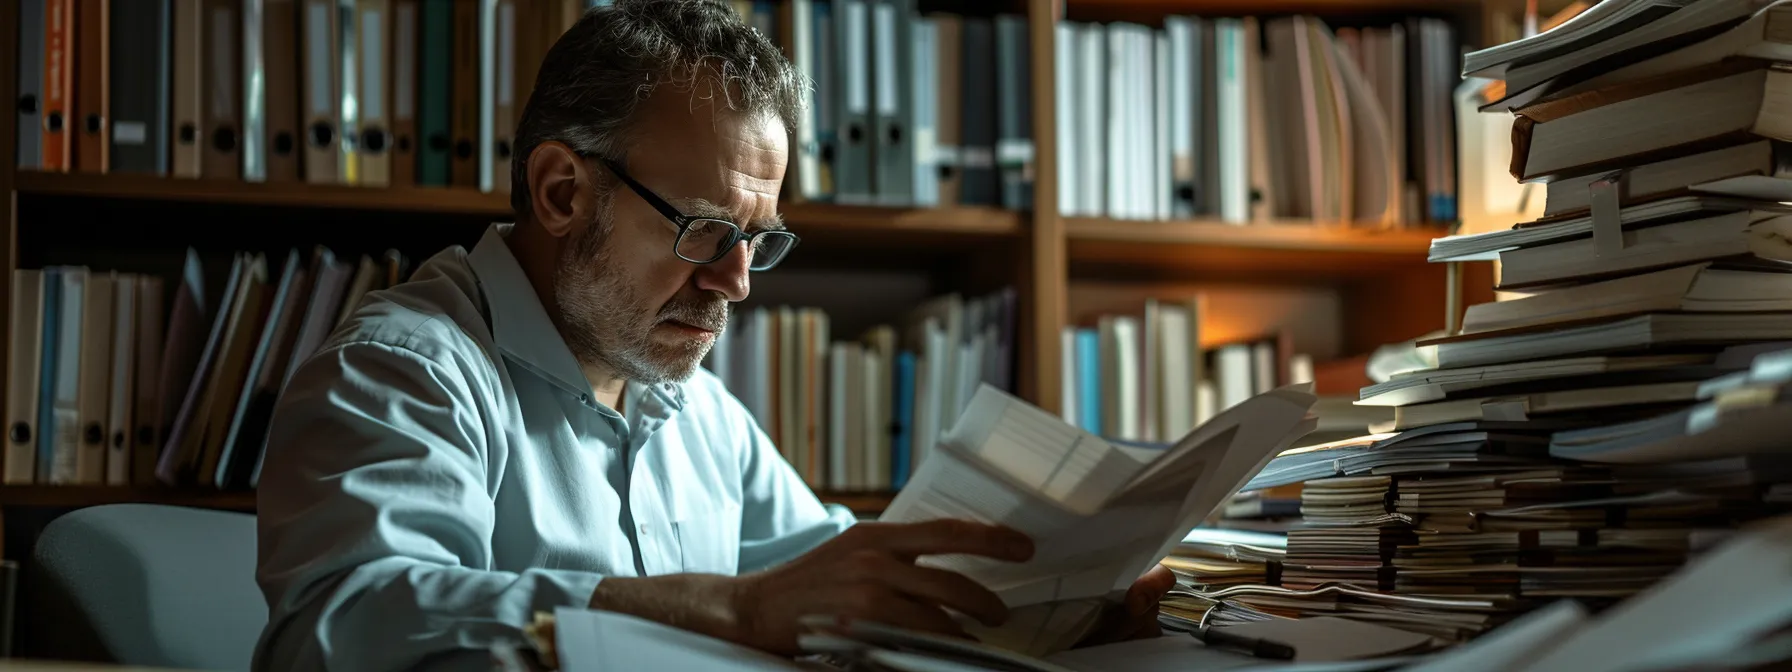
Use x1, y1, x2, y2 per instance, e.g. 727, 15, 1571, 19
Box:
113, 121, 148, 145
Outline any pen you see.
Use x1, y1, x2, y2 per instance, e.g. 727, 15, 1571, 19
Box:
1188, 625, 1297, 660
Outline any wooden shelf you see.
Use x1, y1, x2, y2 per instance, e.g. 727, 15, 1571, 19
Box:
1065, 217, 1439, 282
818, 491, 896, 514
0, 485, 891, 515
1070, 0, 1479, 10
12, 172, 1023, 242
1064, 0, 1484, 22
779, 202, 1021, 237
16, 170, 513, 217
0, 486, 257, 510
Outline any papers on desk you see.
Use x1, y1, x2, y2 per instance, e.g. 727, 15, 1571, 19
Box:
1043, 637, 1261, 671
1054, 514, 1792, 672
1391, 512, 1792, 672
798, 615, 1430, 672
551, 607, 820, 672
1217, 618, 1438, 663
878, 384, 1319, 656
787, 512, 1792, 671
1396, 600, 1590, 672
800, 616, 1084, 672
1505, 513, 1792, 672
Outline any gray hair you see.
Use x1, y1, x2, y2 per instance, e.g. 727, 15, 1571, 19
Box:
509, 0, 805, 220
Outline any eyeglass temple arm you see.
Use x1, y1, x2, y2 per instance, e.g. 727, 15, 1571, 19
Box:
604, 159, 695, 227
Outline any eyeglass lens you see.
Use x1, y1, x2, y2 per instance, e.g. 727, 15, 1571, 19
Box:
675, 219, 797, 270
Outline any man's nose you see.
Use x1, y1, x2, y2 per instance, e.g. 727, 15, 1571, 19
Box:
692, 240, 751, 302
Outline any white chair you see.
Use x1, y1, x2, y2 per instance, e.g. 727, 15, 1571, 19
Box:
32, 503, 265, 670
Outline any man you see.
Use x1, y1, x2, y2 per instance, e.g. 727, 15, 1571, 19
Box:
253, 1, 1173, 670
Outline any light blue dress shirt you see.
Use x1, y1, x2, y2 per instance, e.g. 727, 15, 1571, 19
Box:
253, 224, 857, 672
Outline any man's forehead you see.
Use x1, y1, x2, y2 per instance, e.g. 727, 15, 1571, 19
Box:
621, 85, 788, 227
630, 93, 786, 168
726, 166, 784, 194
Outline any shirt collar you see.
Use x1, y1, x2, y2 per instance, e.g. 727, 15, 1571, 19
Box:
466, 223, 687, 411
468, 223, 594, 398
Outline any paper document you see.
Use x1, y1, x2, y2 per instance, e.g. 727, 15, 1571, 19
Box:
1045, 637, 1426, 672
1042, 636, 1260, 671
1218, 617, 1438, 662
880, 384, 1319, 655
553, 607, 814, 672
1511, 514, 1792, 672
800, 615, 1084, 672
1396, 600, 1589, 672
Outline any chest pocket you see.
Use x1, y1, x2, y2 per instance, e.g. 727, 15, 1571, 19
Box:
673, 501, 742, 575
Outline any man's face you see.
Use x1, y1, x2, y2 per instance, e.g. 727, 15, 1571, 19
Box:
552, 88, 789, 384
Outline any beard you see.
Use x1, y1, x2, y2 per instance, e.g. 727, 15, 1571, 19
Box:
552, 214, 730, 385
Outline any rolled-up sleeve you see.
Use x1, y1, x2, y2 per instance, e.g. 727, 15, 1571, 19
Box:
253, 340, 602, 672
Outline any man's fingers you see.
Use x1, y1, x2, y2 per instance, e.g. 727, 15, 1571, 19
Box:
872, 558, 1011, 627
846, 520, 1035, 562
1126, 564, 1177, 616
1135, 564, 1176, 596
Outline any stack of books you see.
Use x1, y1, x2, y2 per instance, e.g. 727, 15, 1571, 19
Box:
1165, 0, 1792, 645
702, 289, 1017, 494
3, 247, 411, 490
1052, 14, 1460, 226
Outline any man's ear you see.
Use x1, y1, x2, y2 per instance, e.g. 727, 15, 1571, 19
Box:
526, 141, 589, 238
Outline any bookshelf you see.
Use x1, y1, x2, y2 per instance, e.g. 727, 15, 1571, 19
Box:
1070, 0, 1482, 10
13, 172, 1027, 241
0, 485, 259, 511
0, 0, 1499, 533
1064, 217, 1437, 253
0, 486, 895, 516
1062, 0, 1490, 41
1064, 218, 1436, 277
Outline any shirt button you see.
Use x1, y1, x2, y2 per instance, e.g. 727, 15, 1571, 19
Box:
638, 523, 650, 535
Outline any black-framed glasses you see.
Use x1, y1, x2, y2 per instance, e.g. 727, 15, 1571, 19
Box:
603, 159, 799, 271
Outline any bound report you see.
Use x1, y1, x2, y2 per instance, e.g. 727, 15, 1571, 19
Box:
1510, 60, 1792, 181
878, 383, 1319, 656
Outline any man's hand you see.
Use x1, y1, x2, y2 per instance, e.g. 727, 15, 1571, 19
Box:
1075, 563, 1177, 648
726, 519, 1034, 655
588, 519, 1034, 656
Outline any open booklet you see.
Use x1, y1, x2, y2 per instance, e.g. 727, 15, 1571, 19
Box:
877, 383, 1319, 657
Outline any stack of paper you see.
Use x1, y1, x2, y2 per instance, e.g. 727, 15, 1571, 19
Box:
1200, 417, 1633, 642
1160, 356, 1792, 645
1474, 0, 1780, 112
1151, 3, 1792, 648
1435, 2, 1792, 296
1396, 511, 1792, 671
1160, 528, 1286, 592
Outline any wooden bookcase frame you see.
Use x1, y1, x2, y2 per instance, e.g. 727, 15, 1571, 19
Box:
0, 0, 1499, 534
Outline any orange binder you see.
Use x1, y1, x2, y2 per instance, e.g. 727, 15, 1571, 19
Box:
42, 0, 76, 172
74, 0, 109, 173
